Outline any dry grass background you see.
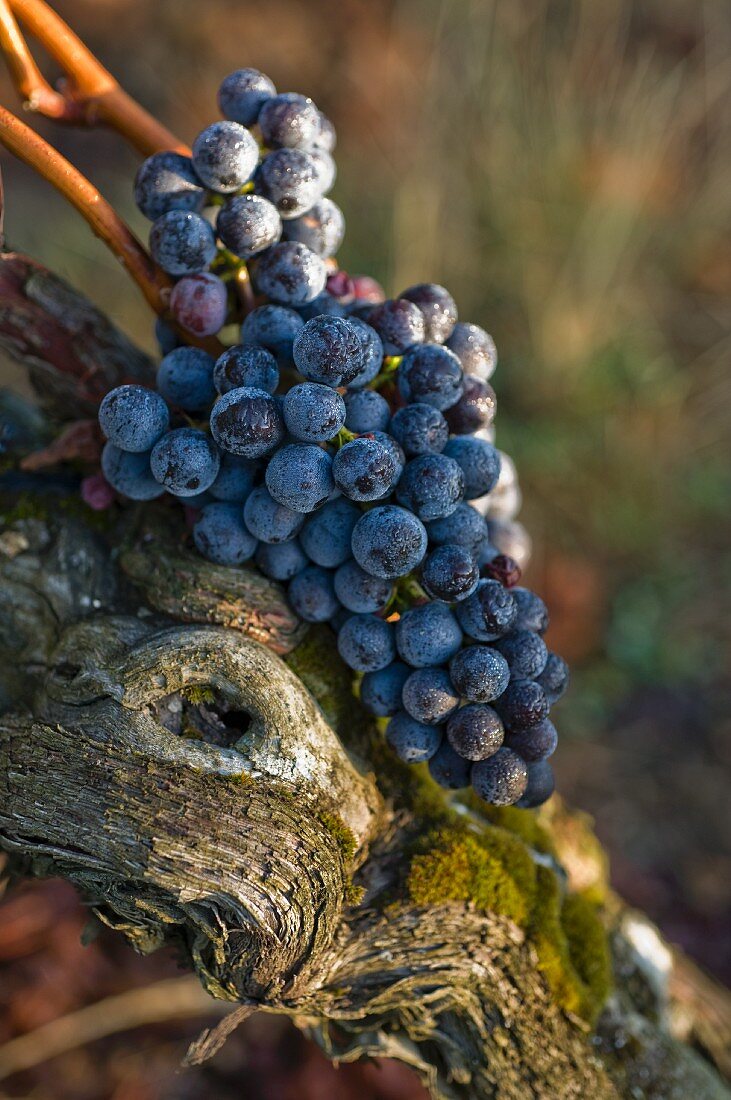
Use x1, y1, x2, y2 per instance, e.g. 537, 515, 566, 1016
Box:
0, 1, 729, 1094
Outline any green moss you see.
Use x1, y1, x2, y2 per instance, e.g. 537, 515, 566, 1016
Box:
474, 803, 557, 857
561, 890, 613, 1019
344, 881, 365, 906
529, 865, 611, 1025
530, 865, 585, 1018
181, 684, 216, 706
285, 627, 347, 731
315, 808, 357, 865
407, 823, 536, 926
405, 823, 611, 1024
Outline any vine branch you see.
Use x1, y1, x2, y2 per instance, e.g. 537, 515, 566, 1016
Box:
0, 104, 171, 312
1, 0, 188, 155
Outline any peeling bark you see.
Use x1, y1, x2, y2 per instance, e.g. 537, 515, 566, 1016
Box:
0, 251, 154, 418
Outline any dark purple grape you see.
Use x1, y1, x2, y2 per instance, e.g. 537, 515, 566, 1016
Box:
343, 389, 391, 434
395, 602, 462, 668
265, 443, 334, 513
149, 211, 216, 276
217, 194, 282, 258
98, 385, 169, 453
134, 152, 205, 221
421, 544, 479, 602
256, 149, 324, 218
511, 587, 549, 634
333, 560, 394, 613
402, 667, 460, 725
282, 198, 345, 258
494, 631, 548, 679
426, 502, 489, 552
258, 92, 321, 149
351, 505, 428, 580
293, 315, 365, 387
191, 121, 259, 192
360, 662, 410, 718
400, 283, 457, 343
536, 653, 570, 703
493, 679, 549, 731
300, 498, 361, 568
398, 344, 464, 410
283, 382, 345, 442
241, 305, 304, 364
445, 322, 497, 380
288, 565, 340, 622
472, 747, 528, 806
208, 452, 259, 502
333, 436, 399, 502
443, 437, 501, 499
515, 760, 555, 808
389, 403, 448, 457
455, 579, 517, 641
386, 711, 442, 763
255, 539, 308, 581
193, 502, 258, 565
101, 443, 164, 501
213, 345, 280, 396
428, 741, 472, 789
445, 376, 497, 435
253, 242, 327, 305
218, 68, 276, 125
337, 613, 396, 672
156, 347, 216, 412
446, 704, 504, 761
482, 554, 522, 588
149, 428, 220, 497
210, 387, 285, 458
506, 718, 558, 763
396, 453, 464, 521
449, 645, 510, 703
368, 299, 426, 355
244, 485, 304, 543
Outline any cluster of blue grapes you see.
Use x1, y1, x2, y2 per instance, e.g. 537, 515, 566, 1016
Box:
133, 68, 341, 338
96, 67, 564, 809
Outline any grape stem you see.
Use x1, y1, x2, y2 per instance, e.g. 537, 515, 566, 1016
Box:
0, 0, 188, 155
0, 104, 172, 313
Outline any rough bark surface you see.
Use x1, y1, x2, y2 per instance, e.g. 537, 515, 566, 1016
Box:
1, 256, 729, 1099
0, 251, 154, 418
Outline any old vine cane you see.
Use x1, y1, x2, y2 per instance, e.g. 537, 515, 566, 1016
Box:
0, 2, 730, 1096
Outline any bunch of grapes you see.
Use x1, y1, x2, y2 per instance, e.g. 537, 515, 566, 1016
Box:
97, 67, 565, 809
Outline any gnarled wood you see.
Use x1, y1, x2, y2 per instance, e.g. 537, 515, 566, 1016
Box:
0, 504, 729, 1100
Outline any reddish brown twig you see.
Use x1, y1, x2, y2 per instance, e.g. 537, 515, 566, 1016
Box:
0, 0, 77, 120
1, 0, 187, 155
0, 104, 170, 312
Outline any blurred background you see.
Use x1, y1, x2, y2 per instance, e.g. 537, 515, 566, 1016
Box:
0, 0, 729, 1096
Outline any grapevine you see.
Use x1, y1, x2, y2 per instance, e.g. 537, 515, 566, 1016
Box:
0, 18, 568, 809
